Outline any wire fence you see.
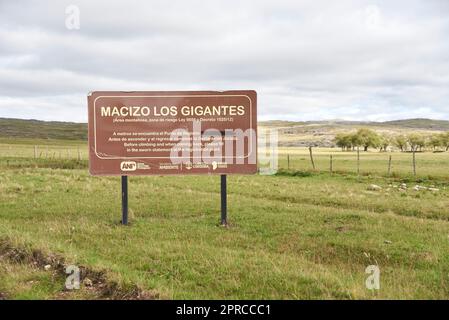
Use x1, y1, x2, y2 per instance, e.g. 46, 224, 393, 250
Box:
1, 144, 448, 179
0, 144, 88, 160
278, 149, 449, 179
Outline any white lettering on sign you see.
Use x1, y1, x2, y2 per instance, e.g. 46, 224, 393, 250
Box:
100, 105, 245, 117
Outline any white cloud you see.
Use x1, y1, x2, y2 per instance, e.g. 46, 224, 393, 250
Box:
0, 0, 448, 122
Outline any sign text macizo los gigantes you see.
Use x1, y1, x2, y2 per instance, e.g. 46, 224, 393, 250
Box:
87, 91, 257, 176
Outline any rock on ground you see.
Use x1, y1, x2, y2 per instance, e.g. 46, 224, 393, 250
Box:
367, 184, 382, 191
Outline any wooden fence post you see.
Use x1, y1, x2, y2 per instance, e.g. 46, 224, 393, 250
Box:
330, 154, 333, 174
287, 154, 290, 170
412, 150, 416, 176
387, 155, 392, 176
308, 146, 316, 170
357, 147, 360, 176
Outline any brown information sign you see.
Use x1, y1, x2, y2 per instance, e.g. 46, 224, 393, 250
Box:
88, 91, 257, 176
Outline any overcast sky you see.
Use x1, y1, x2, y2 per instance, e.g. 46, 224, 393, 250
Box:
0, 0, 448, 122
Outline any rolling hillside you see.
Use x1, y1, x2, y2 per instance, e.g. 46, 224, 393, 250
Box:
1, 117, 449, 147
260, 118, 449, 130
0, 118, 87, 141
260, 118, 449, 147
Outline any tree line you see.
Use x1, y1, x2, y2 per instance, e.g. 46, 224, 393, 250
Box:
334, 128, 449, 152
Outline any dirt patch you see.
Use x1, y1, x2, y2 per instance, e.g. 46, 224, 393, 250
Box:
335, 226, 351, 233
0, 238, 158, 300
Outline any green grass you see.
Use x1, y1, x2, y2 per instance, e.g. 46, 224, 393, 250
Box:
1, 140, 449, 299
0, 259, 98, 300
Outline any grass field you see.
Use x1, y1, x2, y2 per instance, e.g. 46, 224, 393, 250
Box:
1, 139, 449, 299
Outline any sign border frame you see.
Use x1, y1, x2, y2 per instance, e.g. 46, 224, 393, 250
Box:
92, 94, 255, 160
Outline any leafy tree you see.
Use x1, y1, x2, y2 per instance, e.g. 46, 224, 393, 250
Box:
334, 133, 353, 151
378, 134, 390, 152
350, 133, 362, 151
394, 135, 407, 152
442, 132, 449, 151
354, 128, 380, 151
407, 133, 426, 152
428, 134, 444, 150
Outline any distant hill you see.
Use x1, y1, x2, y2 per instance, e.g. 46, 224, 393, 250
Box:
259, 118, 449, 130
1, 117, 449, 145
380, 118, 449, 130
0, 118, 87, 141
259, 118, 449, 147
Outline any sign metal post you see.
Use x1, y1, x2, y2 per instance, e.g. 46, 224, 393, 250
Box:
121, 176, 128, 225
220, 174, 227, 226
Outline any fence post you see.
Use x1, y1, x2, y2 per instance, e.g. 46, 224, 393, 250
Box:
412, 150, 416, 176
387, 155, 392, 176
287, 154, 290, 170
330, 154, 333, 174
308, 146, 316, 170
357, 147, 360, 176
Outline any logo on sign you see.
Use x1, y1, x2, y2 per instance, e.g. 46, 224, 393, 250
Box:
120, 161, 137, 171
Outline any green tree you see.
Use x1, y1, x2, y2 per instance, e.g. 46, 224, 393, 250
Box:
334, 133, 352, 151
378, 134, 390, 152
428, 134, 444, 150
350, 133, 361, 151
394, 135, 407, 152
355, 128, 380, 151
407, 133, 426, 152
442, 132, 449, 151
